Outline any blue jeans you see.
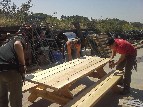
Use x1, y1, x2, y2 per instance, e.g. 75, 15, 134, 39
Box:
0, 70, 22, 107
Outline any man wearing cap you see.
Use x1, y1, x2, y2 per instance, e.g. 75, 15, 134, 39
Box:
106, 37, 137, 95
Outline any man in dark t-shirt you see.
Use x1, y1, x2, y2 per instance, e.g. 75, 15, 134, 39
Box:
0, 35, 27, 107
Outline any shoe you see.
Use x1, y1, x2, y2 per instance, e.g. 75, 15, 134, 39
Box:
117, 81, 123, 86
120, 89, 130, 95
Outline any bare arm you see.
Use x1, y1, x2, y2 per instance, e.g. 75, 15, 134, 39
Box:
114, 54, 125, 65
110, 49, 116, 60
14, 40, 27, 84
14, 41, 25, 66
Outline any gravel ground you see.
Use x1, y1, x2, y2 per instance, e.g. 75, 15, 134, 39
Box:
22, 48, 143, 107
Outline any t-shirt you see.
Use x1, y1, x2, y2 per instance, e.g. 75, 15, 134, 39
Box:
113, 39, 136, 56
0, 36, 25, 71
73, 29, 83, 40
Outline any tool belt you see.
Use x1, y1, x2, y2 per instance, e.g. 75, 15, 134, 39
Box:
0, 64, 18, 71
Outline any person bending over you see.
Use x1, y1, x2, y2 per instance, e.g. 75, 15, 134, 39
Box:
0, 33, 27, 107
106, 37, 137, 95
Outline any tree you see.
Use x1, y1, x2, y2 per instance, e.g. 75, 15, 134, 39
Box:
0, 0, 33, 26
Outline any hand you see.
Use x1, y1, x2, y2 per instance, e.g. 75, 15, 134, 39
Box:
109, 60, 115, 69
19, 65, 27, 74
111, 63, 116, 69
19, 65, 27, 84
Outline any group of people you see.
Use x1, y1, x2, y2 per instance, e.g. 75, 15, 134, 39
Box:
0, 22, 84, 107
0, 21, 138, 107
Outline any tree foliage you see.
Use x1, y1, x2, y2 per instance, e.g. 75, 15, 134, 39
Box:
0, 0, 32, 26
0, 0, 143, 33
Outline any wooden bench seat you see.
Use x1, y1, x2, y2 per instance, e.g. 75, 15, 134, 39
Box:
64, 70, 123, 107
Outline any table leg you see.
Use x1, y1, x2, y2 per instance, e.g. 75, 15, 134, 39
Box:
28, 84, 47, 102
35, 89, 70, 105
28, 88, 38, 102
57, 84, 73, 99
28, 84, 71, 105
96, 67, 107, 79
88, 71, 99, 78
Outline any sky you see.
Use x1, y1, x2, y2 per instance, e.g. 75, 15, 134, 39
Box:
10, 0, 143, 23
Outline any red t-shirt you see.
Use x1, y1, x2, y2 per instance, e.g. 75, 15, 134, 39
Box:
113, 39, 136, 55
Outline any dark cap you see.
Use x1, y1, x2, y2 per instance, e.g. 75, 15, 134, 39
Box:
106, 37, 115, 46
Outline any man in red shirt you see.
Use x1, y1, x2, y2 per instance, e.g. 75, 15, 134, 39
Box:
106, 37, 137, 95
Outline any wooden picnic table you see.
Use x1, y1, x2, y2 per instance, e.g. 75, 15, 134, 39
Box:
26, 56, 110, 105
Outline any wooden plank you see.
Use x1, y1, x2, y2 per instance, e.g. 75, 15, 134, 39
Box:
28, 57, 100, 81
34, 57, 104, 84
41, 58, 109, 90
98, 38, 108, 42
91, 34, 111, 58
32, 57, 94, 81
76, 72, 122, 107
27, 57, 110, 105
27, 56, 93, 82
64, 70, 115, 107
22, 81, 38, 92
98, 34, 109, 38
64, 70, 123, 107
98, 48, 111, 52
31, 88, 71, 105
100, 45, 109, 48
33, 58, 82, 75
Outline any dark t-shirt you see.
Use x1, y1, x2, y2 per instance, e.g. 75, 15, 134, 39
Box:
0, 36, 25, 71
73, 29, 83, 40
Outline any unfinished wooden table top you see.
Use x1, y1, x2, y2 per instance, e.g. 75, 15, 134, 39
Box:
26, 56, 110, 91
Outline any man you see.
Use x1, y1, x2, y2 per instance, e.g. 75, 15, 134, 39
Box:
0, 33, 27, 107
106, 37, 137, 95
65, 22, 83, 61
64, 32, 81, 61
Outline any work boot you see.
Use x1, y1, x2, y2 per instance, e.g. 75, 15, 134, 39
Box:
117, 81, 123, 86
120, 89, 130, 95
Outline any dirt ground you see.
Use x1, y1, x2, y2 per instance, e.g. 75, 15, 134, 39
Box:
21, 48, 143, 107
